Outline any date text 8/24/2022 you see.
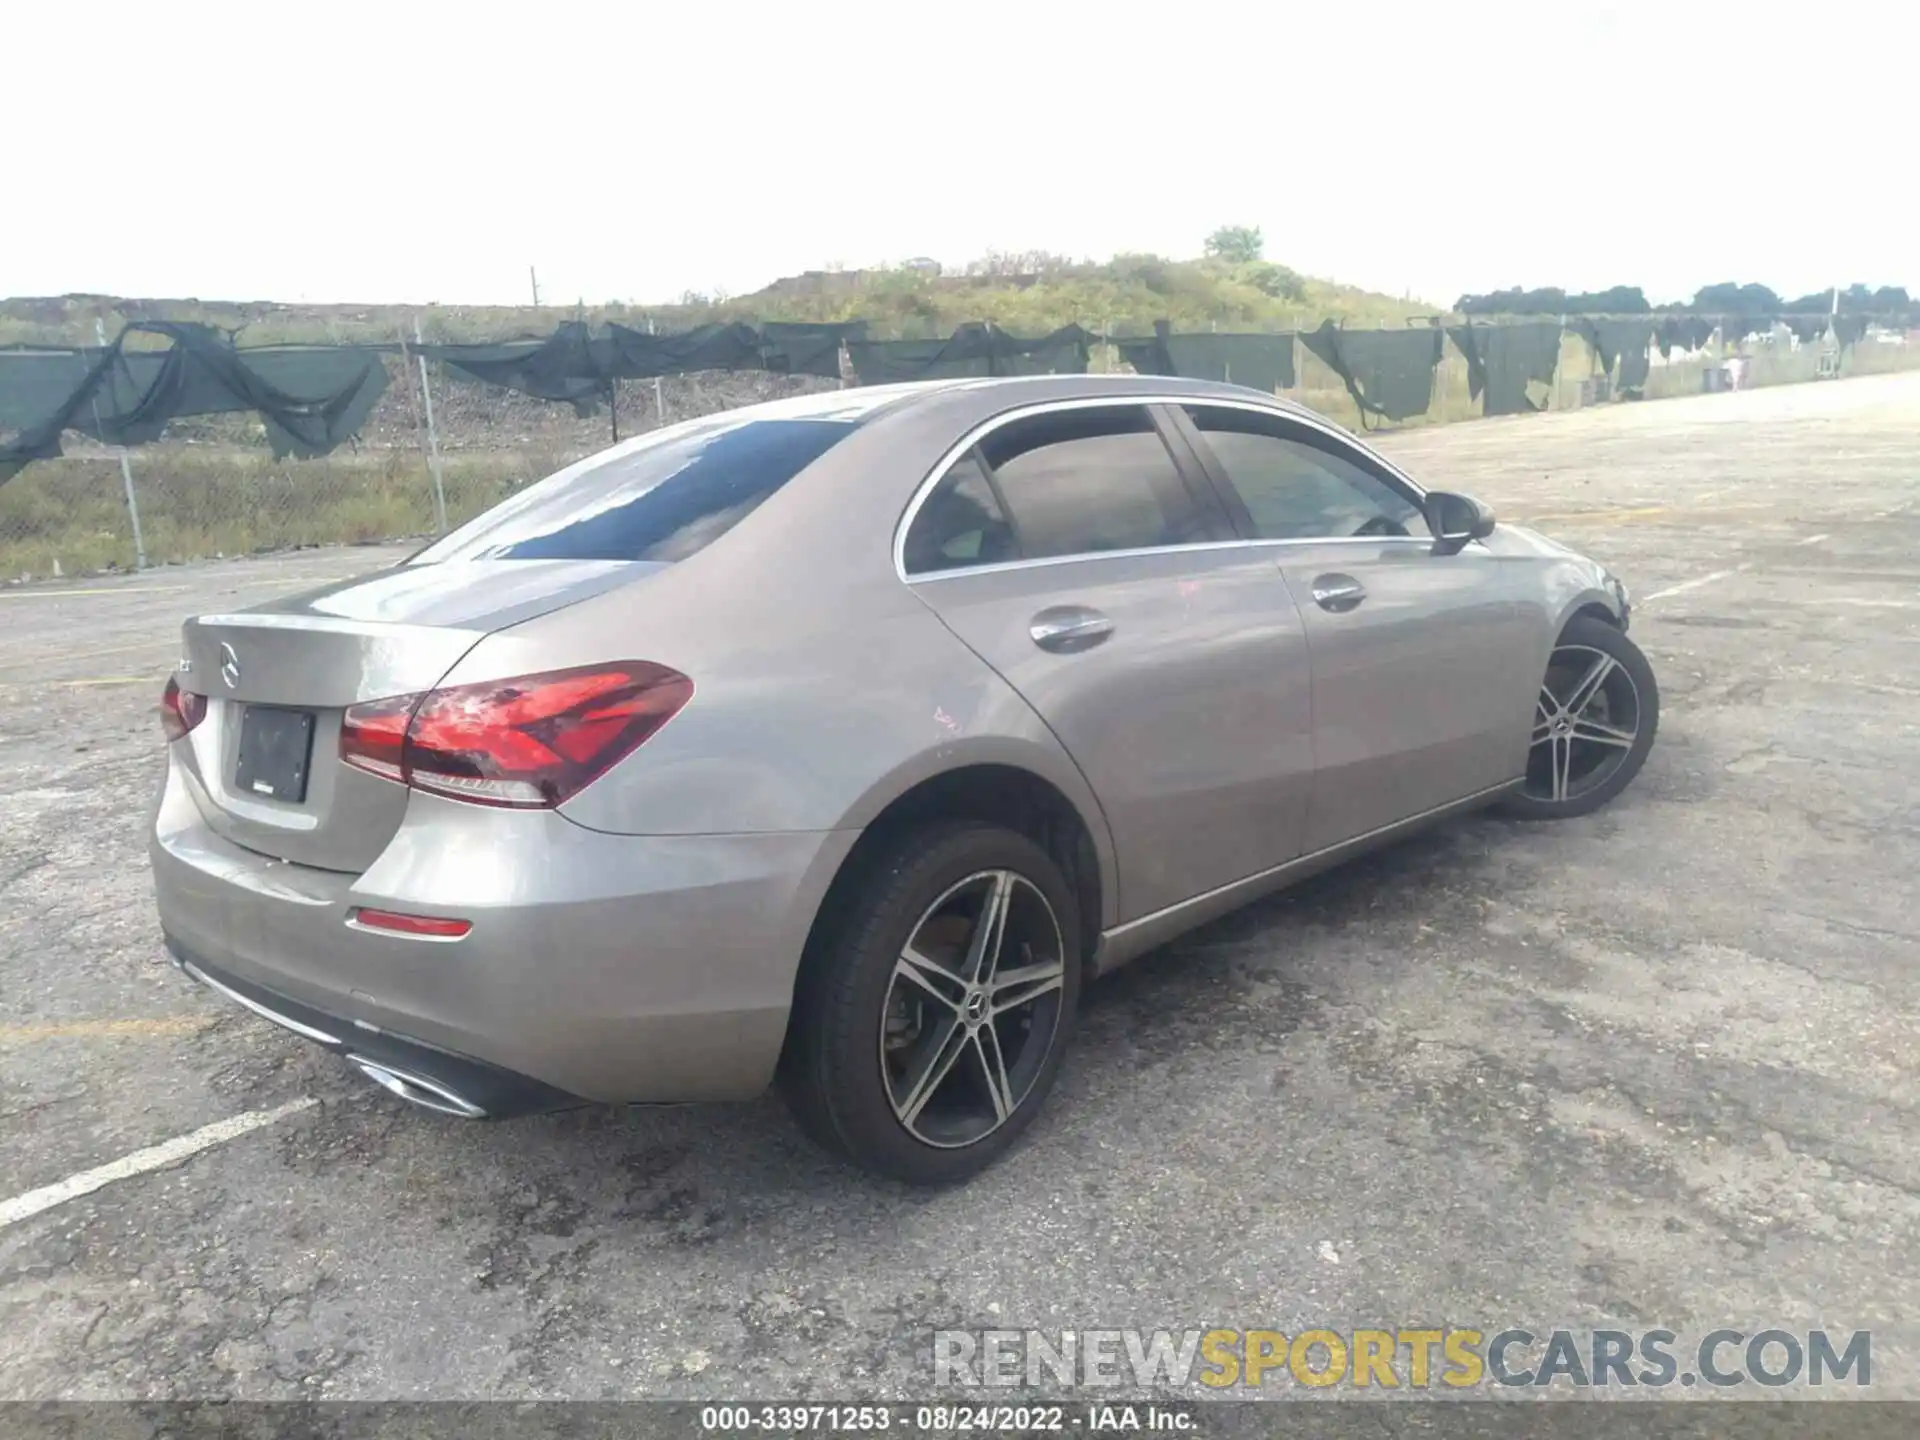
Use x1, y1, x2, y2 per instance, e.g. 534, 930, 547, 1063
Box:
697, 1405, 1196, 1431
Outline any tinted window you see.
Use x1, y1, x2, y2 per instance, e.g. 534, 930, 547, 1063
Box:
902, 406, 1206, 575
1184, 406, 1429, 540
980, 406, 1203, 561
901, 451, 1019, 574
412, 416, 857, 563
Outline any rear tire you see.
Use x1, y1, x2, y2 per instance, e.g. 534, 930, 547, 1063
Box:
779, 822, 1081, 1185
1500, 614, 1659, 820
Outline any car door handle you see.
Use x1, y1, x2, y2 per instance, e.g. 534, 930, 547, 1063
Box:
1310, 575, 1367, 612
1029, 606, 1115, 653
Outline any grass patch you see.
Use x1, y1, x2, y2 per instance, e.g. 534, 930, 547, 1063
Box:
0, 447, 565, 581
0, 255, 1427, 351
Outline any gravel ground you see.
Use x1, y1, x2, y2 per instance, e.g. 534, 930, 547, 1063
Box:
1, 373, 1917, 1404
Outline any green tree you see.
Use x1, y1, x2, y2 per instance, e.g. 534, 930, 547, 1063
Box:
1234, 260, 1305, 301
1204, 225, 1264, 264
1689, 282, 1781, 315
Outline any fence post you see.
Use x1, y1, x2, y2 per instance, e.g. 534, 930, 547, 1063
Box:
411, 319, 450, 534
395, 326, 425, 436
117, 450, 146, 571
92, 320, 147, 570
648, 317, 666, 425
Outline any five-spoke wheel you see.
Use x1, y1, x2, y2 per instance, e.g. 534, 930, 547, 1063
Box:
883, 870, 1067, 1149
780, 824, 1082, 1185
1504, 614, 1659, 820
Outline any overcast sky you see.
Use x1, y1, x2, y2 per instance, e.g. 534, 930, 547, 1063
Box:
11, 1, 1916, 309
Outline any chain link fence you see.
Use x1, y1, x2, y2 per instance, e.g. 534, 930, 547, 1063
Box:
3, 321, 1915, 584
0, 358, 837, 581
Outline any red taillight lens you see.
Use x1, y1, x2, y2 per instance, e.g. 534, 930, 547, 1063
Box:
339, 662, 692, 809
352, 908, 472, 939
160, 676, 207, 743
336, 691, 413, 783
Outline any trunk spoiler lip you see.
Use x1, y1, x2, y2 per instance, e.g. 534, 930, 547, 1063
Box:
188, 612, 480, 637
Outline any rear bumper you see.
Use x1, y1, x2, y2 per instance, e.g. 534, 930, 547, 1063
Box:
150, 757, 858, 1104
166, 940, 580, 1117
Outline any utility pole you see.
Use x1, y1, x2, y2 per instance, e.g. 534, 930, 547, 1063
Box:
530, 266, 541, 306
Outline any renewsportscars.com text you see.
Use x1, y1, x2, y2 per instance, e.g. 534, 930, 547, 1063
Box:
933, 1327, 1871, 1391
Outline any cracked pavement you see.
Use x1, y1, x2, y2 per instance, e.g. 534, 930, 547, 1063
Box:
2, 373, 1918, 1401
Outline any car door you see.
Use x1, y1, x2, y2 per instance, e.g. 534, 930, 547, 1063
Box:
1168, 402, 1539, 851
900, 400, 1315, 924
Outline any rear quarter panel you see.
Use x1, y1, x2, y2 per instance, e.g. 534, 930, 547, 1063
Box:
427, 401, 1122, 923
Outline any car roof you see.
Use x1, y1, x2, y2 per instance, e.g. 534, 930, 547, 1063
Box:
894, 372, 1308, 404
640, 375, 1318, 437
890, 372, 1330, 432
744, 372, 1318, 426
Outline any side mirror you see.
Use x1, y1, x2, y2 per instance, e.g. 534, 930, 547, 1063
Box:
1425, 491, 1497, 556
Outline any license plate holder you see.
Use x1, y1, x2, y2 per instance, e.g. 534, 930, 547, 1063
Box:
235, 706, 316, 804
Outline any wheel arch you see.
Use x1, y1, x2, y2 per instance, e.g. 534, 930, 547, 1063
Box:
1555, 587, 1625, 637
1504, 599, 1659, 822
797, 757, 1114, 995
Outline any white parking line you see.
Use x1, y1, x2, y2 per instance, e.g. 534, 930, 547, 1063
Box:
0, 1098, 315, 1231
1641, 570, 1735, 603
1798, 533, 1832, 546
0, 585, 186, 600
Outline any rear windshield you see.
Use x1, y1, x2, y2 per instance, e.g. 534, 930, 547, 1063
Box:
410, 416, 858, 563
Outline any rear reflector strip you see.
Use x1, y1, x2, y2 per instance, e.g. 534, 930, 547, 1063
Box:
350, 908, 472, 940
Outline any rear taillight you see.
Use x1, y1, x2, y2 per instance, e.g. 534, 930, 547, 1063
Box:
338, 662, 693, 809
161, 676, 207, 743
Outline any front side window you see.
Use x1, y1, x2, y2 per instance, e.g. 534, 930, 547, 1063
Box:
903, 404, 1206, 574
1184, 405, 1429, 540
412, 414, 859, 564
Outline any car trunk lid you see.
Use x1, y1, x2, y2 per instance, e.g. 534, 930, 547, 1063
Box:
173, 559, 659, 872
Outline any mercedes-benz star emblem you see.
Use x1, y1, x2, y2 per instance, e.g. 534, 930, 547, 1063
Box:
218, 642, 241, 689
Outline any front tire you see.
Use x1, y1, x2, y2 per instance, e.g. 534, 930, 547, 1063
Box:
1501, 614, 1659, 820
779, 823, 1081, 1185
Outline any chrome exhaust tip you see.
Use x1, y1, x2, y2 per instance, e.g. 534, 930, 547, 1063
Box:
347, 1055, 487, 1119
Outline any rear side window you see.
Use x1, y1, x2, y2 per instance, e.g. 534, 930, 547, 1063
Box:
412, 416, 857, 563
900, 451, 1019, 574
1184, 405, 1429, 540
903, 405, 1206, 574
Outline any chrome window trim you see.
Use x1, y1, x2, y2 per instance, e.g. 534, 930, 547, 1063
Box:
893, 393, 1431, 582
906, 535, 1436, 584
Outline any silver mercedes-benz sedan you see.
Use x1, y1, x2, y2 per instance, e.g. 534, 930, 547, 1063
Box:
152, 375, 1656, 1183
